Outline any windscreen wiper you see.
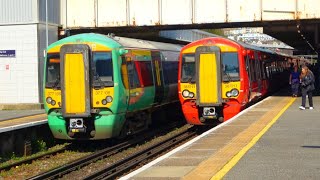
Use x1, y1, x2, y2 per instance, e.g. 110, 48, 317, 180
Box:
187, 76, 195, 83
223, 71, 232, 82
52, 76, 60, 90
94, 74, 105, 89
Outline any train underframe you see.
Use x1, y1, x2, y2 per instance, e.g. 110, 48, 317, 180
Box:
181, 100, 243, 125
48, 102, 181, 140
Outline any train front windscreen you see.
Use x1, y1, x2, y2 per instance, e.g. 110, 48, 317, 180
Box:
46, 54, 60, 89
181, 52, 240, 82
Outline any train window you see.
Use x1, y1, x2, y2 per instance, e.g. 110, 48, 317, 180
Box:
181, 54, 195, 83
162, 51, 179, 85
46, 53, 60, 88
136, 61, 154, 87
92, 52, 113, 87
250, 59, 256, 81
255, 58, 261, 80
163, 61, 178, 84
222, 52, 240, 81
261, 61, 266, 79
127, 62, 141, 88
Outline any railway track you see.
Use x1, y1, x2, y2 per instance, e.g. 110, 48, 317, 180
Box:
84, 128, 198, 180
0, 146, 68, 172
27, 121, 187, 180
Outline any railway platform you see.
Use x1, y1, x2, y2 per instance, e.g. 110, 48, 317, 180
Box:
0, 110, 46, 133
121, 95, 320, 179
0, 110, 48, 156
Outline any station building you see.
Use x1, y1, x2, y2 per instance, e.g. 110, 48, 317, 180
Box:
0, 0, 60, 107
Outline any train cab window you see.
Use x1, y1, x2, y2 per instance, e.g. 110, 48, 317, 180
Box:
46, 53, 60, 88
222, 52, 240, 82
181, 54, 195, 83
92, 52, 113, 87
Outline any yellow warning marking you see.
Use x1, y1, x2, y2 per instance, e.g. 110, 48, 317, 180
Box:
211, 97, 296, 179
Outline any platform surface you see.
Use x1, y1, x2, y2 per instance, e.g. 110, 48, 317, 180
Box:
0, 110, 47, 133
0, 110, 45, 121
121, 95, 320, 180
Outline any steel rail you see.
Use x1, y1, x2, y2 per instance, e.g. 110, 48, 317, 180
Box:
27, 122, 185, 180
0, 147, 67, 172
83, 129, 196, 180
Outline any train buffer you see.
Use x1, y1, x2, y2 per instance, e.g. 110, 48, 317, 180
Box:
122, 95, 320, 179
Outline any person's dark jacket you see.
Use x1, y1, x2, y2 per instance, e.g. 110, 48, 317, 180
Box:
301, 71, 315, 92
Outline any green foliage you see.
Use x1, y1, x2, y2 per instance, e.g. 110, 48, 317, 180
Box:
32, 140, 47, 152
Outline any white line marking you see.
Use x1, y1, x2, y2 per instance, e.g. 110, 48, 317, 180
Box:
120, 97, 271, 179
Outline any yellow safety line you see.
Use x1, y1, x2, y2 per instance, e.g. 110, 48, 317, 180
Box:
211, 97, 296, 180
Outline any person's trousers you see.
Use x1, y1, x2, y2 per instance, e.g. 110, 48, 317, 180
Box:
302, 90, 313, 107
291, 83, 299, 95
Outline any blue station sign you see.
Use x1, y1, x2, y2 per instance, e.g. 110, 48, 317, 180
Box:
0, 50, 16, 57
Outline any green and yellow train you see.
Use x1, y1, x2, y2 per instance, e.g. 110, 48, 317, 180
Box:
44, 33, 181, 140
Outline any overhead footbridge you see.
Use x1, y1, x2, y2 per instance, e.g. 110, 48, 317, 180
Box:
61, 0, 320, 54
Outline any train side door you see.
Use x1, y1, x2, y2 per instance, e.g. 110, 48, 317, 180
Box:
195, 46, 222, 106
60, 44, 91, 117
151, 51, 164, 104
254, 52, 262, 93
124, 53, 142, 111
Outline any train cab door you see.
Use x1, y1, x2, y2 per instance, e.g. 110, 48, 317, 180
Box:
151, 51, 164, 104
60, 44, 91, 117
195, 46, 223, 107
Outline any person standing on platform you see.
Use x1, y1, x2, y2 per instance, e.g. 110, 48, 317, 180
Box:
299, 65, 315, 110
289, 66, 300, 97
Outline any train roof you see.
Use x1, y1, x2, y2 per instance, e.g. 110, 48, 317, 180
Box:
48, 33, 182, 52
237, 40, 276, 54
107, 35, 182, 52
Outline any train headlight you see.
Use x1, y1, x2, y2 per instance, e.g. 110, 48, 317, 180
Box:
106, 96, 113, 103
46, 97, 52, 104
189, 92, 195, 98
51, 100, 56, 106
226, 91, 232, 97
231, 89, 239, 97
101, 99, 107, 105
182, 90, 190, 98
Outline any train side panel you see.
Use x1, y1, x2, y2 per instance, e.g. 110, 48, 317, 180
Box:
178, 37, 289, 125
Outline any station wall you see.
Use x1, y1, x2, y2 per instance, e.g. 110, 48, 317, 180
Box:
0, 25, 39, 103
0, 24, 58, 104
0, 0, 60, 105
